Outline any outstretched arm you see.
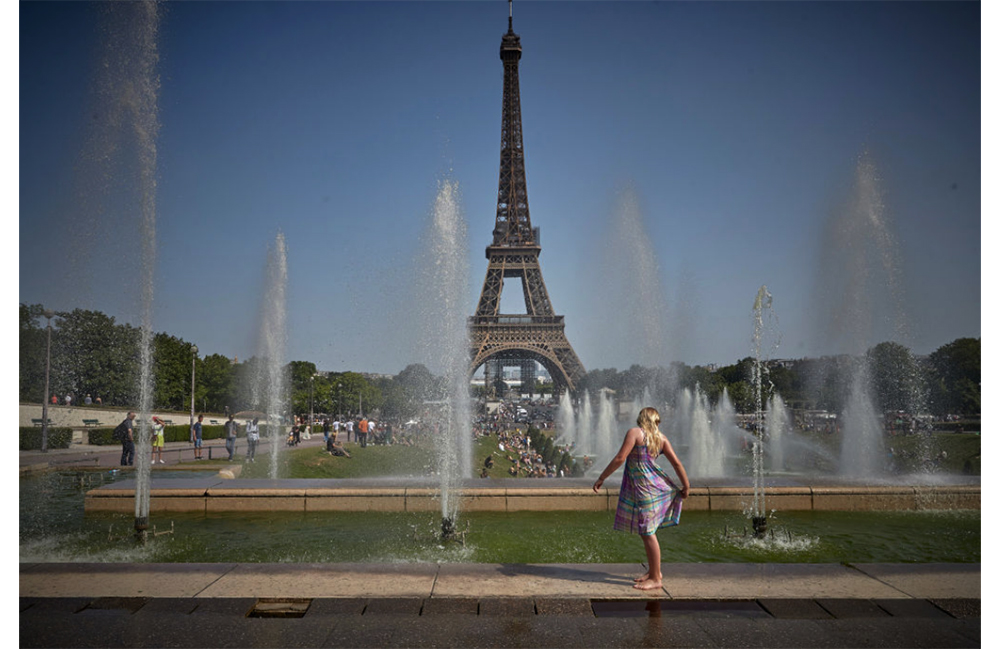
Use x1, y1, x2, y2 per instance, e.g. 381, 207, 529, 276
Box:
660, 437, 691, 498
592, 428, 641, 492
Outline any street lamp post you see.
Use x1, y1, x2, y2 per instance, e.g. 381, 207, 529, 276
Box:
189, 344, 198, 433
338, 383, 342, 421
40, 309, 55, 453
309, 375, 315, 430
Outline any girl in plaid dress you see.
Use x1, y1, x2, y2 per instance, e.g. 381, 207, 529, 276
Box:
593, 407, 690, 591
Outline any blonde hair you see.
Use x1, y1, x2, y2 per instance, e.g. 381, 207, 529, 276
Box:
637, 407, 665, 458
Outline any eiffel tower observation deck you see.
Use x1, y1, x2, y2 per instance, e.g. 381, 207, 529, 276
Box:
469, 2, 586, 396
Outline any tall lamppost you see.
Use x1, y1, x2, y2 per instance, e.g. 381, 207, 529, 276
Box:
338, 383, 342, 421
309, 374, 316, 429
189, 344, 198, 432
40, 308, 55, 453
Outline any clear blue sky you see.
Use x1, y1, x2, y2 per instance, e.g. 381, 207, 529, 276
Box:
18, 0, 983, 376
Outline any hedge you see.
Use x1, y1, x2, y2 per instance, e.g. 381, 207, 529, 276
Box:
87, 425, 229, 445
934, 420, 981, 433
20, 427, 74, 451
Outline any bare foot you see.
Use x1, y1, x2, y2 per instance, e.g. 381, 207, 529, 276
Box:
633, 578, 662, 591
633, 572, 650, 582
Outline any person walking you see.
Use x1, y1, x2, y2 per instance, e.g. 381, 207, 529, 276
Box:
358, 416, 369, 448
116, 411, 137, 466
345, 419, 353, 443
245, 418, 260, 462
191, 414, 204, 460
151, 416, 165, 464
592, 407, 690, 591
225, 414, 238, 460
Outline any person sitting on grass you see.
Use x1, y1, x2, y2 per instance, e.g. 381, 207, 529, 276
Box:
326, 435, 352, 458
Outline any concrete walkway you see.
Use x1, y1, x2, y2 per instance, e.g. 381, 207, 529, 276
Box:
20, 432, 327, 473
20, 562, 980, 647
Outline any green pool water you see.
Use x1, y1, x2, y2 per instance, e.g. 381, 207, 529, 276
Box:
20, 472, 979, 564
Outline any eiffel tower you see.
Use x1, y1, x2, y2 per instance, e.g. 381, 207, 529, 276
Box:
469, 3, 586, 396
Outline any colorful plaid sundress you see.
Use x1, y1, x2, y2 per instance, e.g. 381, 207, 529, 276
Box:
613, 442, 683, 535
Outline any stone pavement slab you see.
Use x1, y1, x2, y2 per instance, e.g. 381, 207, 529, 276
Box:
851, 563, 981, 599
661, 562, 912, 599
932, 598, 980, 618
19, 562, 238, 598
432, 563, 653, 598
192, 562, 439, 598
815, 598, 891, 618
758, 598, 833, 619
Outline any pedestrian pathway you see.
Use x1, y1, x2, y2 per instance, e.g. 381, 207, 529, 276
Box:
20, 562, 981, 648
20, 434, 329, 473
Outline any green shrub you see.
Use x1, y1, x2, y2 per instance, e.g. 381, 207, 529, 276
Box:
935, 420, 981, 433
86, 427, 118, 446
559, 451, 573, 475
20, 427, 73, 450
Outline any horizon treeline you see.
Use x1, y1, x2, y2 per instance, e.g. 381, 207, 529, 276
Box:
20, 304, 980, 419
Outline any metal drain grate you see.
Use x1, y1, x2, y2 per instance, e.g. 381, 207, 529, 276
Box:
248, 598, 312, 618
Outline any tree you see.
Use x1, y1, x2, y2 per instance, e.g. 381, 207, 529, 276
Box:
287, 361, 318, 414
927, 338, 981, 415
199, 354, 235, 413
153, 333, 195, 410
395, 364, 436, 400
329, 372, 379, 418
50, 308, 140, 406
713, 358, 755, 411
19, 304, 46, 401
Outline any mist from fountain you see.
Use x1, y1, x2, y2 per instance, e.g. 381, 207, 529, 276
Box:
816, 152, 911, 477
577, 391, 594, 455
594, 185, 673, 378
840, 362, 884, 477
596, 390, 616, 461
556, 392, 575, 450
251, 232, 290, 480
766, 394, 791, 473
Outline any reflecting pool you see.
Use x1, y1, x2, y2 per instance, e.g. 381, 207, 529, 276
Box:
20, 472, 978, 564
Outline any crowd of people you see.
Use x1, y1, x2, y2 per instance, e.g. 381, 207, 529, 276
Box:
110, 397, 589, 479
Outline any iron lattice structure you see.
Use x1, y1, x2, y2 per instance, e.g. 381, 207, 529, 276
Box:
469, 12, 586, 395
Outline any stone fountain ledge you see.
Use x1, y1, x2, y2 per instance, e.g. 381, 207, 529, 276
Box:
84, 478, 980, 514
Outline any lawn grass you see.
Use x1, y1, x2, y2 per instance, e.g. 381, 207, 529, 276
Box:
186, 430, 980, 478
887, 432, 980, 474
229, 431, 577, 480
237, 441, 436, 479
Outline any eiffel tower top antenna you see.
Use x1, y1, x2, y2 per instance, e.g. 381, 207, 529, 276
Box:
508, 0, 513, 31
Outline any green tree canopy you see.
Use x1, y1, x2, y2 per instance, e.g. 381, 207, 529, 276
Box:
927, 338, 980, 415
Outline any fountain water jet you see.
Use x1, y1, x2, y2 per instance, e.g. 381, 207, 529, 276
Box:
251, 232, 290, 480
418, 180, 472, 535
749, 285, 779, 536
595, 390, 616, 461
766, 393, 791, 473
76, 0, 163, 541
556, 392, 575, 450
577, 391, 594, 456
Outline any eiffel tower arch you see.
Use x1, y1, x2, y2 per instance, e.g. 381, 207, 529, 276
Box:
469, 6, 586, 396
